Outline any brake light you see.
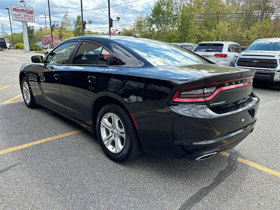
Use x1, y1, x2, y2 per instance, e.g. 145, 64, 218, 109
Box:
172, 87, 216, 102
172, 77, 252, 103
214, 53, 227, 57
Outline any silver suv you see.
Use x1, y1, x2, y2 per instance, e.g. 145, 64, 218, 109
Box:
236, 38, 280, 88
193, 41, 242, 66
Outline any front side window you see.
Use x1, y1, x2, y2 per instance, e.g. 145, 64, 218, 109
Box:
228, 45, 234, 52
235, 45, 242, 53
229, 44, 242, 53
47, 42, 77, 64
73, 42, 111, 65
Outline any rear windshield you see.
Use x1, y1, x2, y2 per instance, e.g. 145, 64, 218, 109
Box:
114, 38, 207, 66
247, 40, 280, 51
194, 43, 224, 52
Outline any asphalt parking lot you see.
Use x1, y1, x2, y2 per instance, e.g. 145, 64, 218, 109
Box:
1, 50, 279, 210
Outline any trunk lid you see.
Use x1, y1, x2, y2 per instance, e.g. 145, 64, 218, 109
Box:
170, 64, 255, 110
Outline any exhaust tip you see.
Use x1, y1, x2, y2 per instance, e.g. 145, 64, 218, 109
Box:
195, 152, 218, 161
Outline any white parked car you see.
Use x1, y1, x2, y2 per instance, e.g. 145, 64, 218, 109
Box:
172, 42, 196, 51
193, 41, 242, 66
6, 42, 11, 50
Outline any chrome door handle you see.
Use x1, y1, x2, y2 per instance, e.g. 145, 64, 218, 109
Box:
54, 74, 60, 80
88, 76, 96, 84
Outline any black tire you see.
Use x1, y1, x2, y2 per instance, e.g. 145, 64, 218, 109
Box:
21, 77, 37, 108
96, 104, 141, 162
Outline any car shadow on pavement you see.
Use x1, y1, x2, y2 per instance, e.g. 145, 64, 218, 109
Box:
253, 82, 280, 90
2, 102, 250, 210
124, 148, 248, 210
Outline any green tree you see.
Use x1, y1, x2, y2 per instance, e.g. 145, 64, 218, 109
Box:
27, 26, 35, 44
85, 31, 98, 35
176, 5, 197, 43
247, 19, 273, 43
72, 15, 82, 37
57, 14, 73, 40
147, 0, 179, 41
34, 29, 43, 42
11, 33, 23, 44
120, 0, 280, 46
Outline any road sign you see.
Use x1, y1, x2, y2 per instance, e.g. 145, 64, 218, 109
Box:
11, 5, 34, 22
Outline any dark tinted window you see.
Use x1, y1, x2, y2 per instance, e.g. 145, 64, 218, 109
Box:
228, 45, 234, 52
115, 38, 206, 66
194, 43, 224, 52
228, 44, 241, 53
247, 40, 280, 51
73, 42, 110, 65
235, 44, 242, 53
109, 56, 125, 65
47, 42, 77, 64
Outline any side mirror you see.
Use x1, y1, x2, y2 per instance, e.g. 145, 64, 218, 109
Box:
31, 55, 44, 63
241, 46, 247, 51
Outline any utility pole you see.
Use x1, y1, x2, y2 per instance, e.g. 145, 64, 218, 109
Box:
6, 8, 14, 47
47, 0, 54, 47
80, 0, 84, 36
108, 0, 111, 37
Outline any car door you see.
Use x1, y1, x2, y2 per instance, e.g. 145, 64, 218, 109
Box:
59, 41, 113, 124
37, 41, 78, 113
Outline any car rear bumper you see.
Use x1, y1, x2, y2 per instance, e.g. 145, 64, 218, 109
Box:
182, 121, 255, 160
136, 93, 259, 159
236, 66, 280, 83
254, 70, 280, 83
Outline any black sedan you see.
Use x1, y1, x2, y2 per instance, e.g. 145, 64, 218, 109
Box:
20, 36, 259, 162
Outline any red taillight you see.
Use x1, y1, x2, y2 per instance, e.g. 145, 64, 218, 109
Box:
214, 53, 227, 57
172, 77, 252, 103
172, 87, 215, 102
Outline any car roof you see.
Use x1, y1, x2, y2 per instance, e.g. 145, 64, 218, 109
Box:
254, 38, 280, 42
65, 35, 141, 42
63, 36, 155, 49
197, 41, 239, 45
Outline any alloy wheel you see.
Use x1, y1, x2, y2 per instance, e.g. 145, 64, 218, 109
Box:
100, 112, 126, 153
22, 81, 31, 104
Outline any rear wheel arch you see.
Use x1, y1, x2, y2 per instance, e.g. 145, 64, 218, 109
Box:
91, 96, 130, 129
95, 102, 142, 162
19, 72, 26, 85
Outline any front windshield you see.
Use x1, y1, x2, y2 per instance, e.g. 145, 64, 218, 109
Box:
247, 39, 280, 51
114, 38, 207, 66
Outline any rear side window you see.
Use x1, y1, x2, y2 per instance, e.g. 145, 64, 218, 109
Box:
73, 42, 111, 65
115, 38, 206, 66
228, 44, 242, 53
194, 44, 224, 52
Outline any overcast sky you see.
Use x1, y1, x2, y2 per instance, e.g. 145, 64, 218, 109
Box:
0, 0, 156, 35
